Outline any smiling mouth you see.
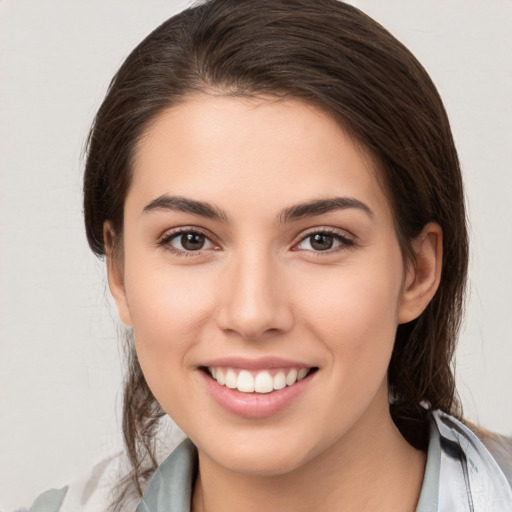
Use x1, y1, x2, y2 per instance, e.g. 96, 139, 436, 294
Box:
202, 366, 318, 394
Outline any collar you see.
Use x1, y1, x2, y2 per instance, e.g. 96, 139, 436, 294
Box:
433, 410, 512, 511
135, 411, 512, 512
135, 438, 197, 512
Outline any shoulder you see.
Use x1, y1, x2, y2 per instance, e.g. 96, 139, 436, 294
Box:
19, 421, 187, 512
447, 412, 512, 487
431, 409, 512, 510
18, 452, 138, 512
12, 487, 68, 512
477, 430, 512, 487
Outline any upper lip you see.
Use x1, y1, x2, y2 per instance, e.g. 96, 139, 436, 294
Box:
199, 356, 316, 370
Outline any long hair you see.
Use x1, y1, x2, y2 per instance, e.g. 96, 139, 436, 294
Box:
83, 0, 468, 506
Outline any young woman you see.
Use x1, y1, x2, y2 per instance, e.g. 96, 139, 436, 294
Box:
21, 0, 512, 511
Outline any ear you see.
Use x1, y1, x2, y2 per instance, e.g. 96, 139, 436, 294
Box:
398, 222, 443, 324
104, 221, 133, 327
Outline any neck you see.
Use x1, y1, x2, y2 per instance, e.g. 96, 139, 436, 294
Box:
192, 395, 426, 512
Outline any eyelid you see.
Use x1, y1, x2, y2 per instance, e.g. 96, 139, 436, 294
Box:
156, 225, 355, 256
157, 226, 220, 255
292, 227, 356, 252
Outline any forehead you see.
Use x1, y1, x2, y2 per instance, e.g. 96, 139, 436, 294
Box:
128, 94, 391, 220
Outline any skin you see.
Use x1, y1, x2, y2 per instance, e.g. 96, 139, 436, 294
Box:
106, 95, 442, 512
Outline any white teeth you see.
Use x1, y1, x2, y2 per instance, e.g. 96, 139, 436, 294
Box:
225, 369, 237, 389
208, 366, 311, 393
297, 368, 308, 381
254, 372, 273, 393
285, 368, 298, 386
237, 370, 255, 392
273, 371, 286, 390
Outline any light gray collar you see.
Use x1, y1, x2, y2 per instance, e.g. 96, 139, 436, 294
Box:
136, 411, 512, 512
433, 410, 512, 511
135, 438, 197, 512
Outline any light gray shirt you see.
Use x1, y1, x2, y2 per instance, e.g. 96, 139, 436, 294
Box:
22, 411, 512, 512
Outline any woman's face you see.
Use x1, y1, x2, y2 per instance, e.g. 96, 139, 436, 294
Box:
109, 95, 425, 475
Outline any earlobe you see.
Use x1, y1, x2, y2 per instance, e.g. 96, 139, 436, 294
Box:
103, 222, 133, 327
398, 222, 443, 324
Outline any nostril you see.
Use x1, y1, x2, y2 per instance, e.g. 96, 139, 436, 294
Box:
216, 304, 295, 341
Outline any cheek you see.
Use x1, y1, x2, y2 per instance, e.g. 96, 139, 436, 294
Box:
123, 264, 220, 421
123, 259, 218, 367
296, 254, 404, 369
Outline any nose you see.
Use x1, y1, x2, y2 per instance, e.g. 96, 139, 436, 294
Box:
216, 249, 294, 341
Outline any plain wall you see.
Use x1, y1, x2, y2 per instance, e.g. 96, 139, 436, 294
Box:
1, 1, 511, 509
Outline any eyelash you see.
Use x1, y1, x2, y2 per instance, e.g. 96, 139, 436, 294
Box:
294, 228, 355, 256
158, 227, 217, 257
157, 227, 355, 257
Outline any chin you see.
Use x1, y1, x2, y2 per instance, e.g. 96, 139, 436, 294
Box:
194, 427, 319, 477
216, 448, 309, 477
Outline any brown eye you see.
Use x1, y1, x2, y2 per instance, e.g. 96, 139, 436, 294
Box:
181, 232, 205, 251
295, 230, 354, 253
161, 229, 216, 254
309, 233, 334, 251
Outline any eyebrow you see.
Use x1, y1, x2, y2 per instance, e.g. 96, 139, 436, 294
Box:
279, 197, 374, 223
142, 194, 373, 223
142, 195, 229, 222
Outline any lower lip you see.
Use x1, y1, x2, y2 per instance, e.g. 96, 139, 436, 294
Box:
199, 370, 315, 419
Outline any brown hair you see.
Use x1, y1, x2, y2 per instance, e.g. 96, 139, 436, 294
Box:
83, 0, 468, 505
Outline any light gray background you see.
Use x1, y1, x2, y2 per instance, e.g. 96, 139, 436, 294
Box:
1, 1, 511, 509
